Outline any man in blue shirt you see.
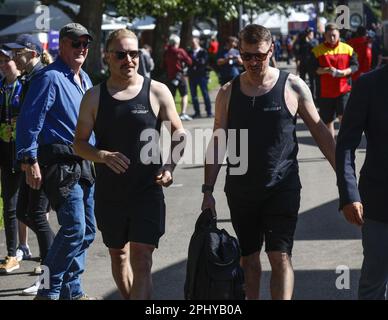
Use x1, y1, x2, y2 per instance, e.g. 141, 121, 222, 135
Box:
15, 23, 96, 300
216, 36, 243, 86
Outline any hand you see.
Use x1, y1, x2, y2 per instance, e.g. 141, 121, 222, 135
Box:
330, 67, 344, 78
25, 162, 42, 190
342, 202, 364, 226
99, 150, 130, 174
155, 165, 173, 187
201, 192, 216, 218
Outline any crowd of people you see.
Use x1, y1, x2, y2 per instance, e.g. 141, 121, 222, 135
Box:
0, 20, 387, 300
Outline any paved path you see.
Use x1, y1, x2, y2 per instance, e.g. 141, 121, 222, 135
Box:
0, 62, 365, 299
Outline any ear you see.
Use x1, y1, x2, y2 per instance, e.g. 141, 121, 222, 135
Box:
103, 51, 110, 66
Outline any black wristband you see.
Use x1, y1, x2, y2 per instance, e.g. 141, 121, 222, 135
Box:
202, 184, 214, 193
22, 157, 37, 165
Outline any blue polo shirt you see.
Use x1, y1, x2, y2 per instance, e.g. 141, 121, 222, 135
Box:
16, 57, 94, 160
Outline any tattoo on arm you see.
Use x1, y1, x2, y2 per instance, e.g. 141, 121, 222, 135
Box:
290, 77, 313, 105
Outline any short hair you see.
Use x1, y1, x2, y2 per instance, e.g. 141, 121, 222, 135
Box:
169, 34, 180, 46
356, 26, 367, 37
325, 23, 339, 33
238, 24, 272, 45
105, 29, 137, 51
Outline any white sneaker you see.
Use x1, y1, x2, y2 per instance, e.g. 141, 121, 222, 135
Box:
16, 245, 32, 262
21, 282, 40, 296
180, 113, 192, 121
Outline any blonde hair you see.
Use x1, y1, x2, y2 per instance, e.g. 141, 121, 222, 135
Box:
41, 50, 53, 65
105, 29, 137, 51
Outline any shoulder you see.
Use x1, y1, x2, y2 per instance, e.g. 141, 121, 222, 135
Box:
150, 79, 170, 95
84, 84, 101, 101
150, 79, 173, 103
338, 42, 354, 55
216, 79, 233, 104
312, 43, 325, 56
286, 73, 311, 99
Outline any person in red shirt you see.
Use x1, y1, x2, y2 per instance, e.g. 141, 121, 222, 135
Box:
163, 34, 192, 121
312, 23, 359, 138
347, 26, 372, 82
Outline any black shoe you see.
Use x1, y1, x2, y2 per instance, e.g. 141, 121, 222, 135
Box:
206, 113, 214, 118
191, 113, 202, 119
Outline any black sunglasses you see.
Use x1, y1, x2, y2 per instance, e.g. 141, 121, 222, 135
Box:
71, 40, 91, 49
240, 45, 272, 62
110, 50, 141, 60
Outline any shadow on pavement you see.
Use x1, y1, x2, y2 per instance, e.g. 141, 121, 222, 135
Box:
104, 258, 360, 300
295, 199, 361, 241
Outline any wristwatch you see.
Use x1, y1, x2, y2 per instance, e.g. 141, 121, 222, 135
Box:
22, 157, 38, 165
201, 184, 214, 193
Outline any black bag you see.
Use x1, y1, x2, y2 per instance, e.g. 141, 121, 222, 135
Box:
184, 209, 245, 300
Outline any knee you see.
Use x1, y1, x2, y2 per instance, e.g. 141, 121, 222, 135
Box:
268, 252, 291, 272
130, 248, 153, 275
241, 254, 261, 272
109, 248, 129, 264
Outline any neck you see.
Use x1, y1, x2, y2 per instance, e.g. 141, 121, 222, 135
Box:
108, 73, 139, 90
246, 65, 270, 86
59, 54, 83, 75
25, 58, 40, 73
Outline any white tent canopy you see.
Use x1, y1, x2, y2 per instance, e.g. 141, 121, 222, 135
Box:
130, 16, 155, 30
0, 4, 131, 37
0, 5, 72, 36
253, 7, 314, 35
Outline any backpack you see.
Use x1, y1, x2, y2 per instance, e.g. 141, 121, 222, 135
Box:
184, 209, 245, 300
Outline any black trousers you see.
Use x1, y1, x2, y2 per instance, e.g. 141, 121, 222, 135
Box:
0, 166, 22, 257
16, 175, 54, 261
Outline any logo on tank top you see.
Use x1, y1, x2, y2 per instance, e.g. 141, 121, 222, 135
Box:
131, 104, 149, 114
263, 101, 281, 112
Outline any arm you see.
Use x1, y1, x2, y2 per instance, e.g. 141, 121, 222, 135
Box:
201, 82, 232, 215
73, 85, 130, 174
152, 81, 186, 187
332, 51, 359, 78
16, 73, 56, 190
336, 78, 368, 226
181, 49, 193, 66
290, 76, 336, 169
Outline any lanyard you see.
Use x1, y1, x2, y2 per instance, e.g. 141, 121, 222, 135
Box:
5, 80, 17, 107
1, 80, 17, 123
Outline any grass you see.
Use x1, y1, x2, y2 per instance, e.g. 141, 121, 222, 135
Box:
174, 71, 220, 114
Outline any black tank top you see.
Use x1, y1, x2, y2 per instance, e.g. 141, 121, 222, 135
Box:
94, 78, 163, 202
225, 71, 301, 191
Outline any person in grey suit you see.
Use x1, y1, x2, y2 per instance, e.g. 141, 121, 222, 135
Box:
336, 65, 388, 300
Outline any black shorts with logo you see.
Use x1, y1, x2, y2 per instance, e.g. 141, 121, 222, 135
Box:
226, 186, 301, 257
95, 193, 166, 249
318, 92, 350, 124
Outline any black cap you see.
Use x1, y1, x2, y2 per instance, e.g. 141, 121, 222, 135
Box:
305, 27, 314, 34
4, 34, 43, 55
59, 23, 93, 41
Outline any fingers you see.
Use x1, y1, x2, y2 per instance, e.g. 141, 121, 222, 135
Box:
105, 152, 130, 174
343, 203, 364, 226
354, 204, 364, 226
26, 170, 42, 190
155, 170, 173, 187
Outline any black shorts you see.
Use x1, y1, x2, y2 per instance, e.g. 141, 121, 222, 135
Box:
94, 195, 166, 249
168, 78, 188, 97
318, 93, 350, 124
226, 188, 301, 257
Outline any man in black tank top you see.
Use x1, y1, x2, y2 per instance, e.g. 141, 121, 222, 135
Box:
74, 29, 186, 300
201, 24, 336, 300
